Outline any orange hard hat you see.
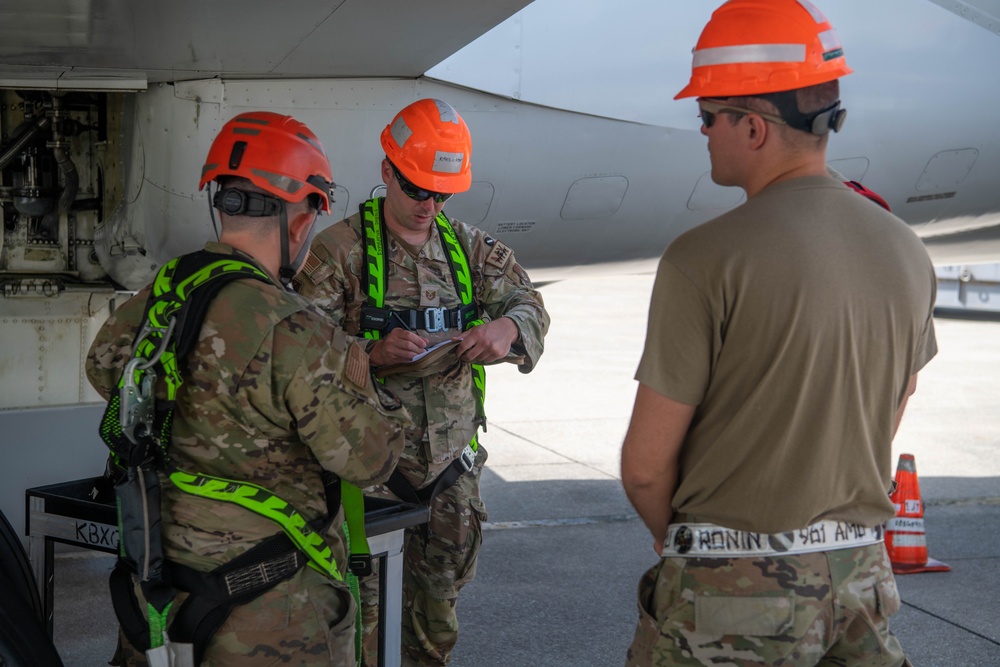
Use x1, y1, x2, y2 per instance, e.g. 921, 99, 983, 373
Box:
675, 0, 853, 99
380, 99, 472, 194
199, 111, 334, 213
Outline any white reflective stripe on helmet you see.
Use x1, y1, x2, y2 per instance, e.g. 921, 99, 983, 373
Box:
390, 116, 413, 148
692, 43, 806, 68
432, 99, 460, 125
795, 0, 827, 24
817, 29, 843, 54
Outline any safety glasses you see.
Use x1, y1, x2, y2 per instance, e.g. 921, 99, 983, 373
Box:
390, 163, 454, 203
698, 98, 788, 129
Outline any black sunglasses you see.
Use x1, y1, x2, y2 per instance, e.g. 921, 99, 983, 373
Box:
390, 163, 454, 203
698, 98, 787, 129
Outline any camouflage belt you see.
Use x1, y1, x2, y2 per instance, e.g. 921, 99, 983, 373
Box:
662, 520, 884, 558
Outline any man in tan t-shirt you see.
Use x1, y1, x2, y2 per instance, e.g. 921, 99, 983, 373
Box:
620, 2, 936, 665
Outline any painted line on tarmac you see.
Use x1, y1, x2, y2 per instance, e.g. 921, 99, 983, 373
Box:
926, 496, 1000, 507
489, 424, 621, 481
484, 513, 637, 531
483, 499, 1000, 532
902, 600, 1000, 648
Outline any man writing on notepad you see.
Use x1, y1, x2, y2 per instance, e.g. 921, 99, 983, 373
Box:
295, 98, 549, 666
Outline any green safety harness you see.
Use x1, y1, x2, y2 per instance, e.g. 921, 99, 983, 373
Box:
98, 250, 367, 665
358, 198, 486, 505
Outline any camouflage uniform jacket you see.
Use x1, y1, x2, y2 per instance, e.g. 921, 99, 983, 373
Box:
297, 203, 550, 488
86, 241, 409, 576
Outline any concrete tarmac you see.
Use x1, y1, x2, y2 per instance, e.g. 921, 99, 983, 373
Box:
48, 273, 1000, 666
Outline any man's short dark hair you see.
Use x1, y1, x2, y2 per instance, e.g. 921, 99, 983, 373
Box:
723, 80, 840, 148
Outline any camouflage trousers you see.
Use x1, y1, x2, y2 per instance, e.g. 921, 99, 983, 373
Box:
112, 564, 356, 666
626, 542, 909, 666
360, 446, 488, 667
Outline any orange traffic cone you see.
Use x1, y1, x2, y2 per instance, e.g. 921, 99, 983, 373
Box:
885, 453, 951, 574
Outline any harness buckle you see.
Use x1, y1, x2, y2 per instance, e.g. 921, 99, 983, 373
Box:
119, 317, 177, 448
423, 307, 448, 333
348, 553, 373, 577
458, 443, 477, 473
120, 357, 157, 446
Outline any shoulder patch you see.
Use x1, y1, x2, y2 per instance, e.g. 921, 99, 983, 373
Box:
345, 340, 371, 391
485, 239, 513, 271
300, 250, 334, 286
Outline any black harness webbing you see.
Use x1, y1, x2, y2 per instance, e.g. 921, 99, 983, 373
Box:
360, 304, 477, 335
384, 460, 470, 507
358, 199, 483, 507
100, 250, 345, 664
110, 532, 307, 664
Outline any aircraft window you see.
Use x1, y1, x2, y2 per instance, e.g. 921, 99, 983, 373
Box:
443, 181, 495, 224
916, 149, 978, 191
560, 176, 628, 220
686, 172, 745, 211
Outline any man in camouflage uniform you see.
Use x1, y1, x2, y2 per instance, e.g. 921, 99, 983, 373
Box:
296, 98, 549, 666
620, 2, 935, 665
87, 111, 408, 666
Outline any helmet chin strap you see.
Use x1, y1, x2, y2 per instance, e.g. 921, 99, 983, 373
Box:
278, 206, 295, 291
207, 185, 312, 290
278, 206, 319, 291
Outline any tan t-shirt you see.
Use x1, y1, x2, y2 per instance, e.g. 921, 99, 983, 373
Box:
637, 176, 937, 533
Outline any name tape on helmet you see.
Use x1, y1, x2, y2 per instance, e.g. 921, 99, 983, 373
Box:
433, 151, 464, 175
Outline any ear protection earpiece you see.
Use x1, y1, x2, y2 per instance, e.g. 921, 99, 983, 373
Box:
809, 102, 848, 135
213, 188, 283, 217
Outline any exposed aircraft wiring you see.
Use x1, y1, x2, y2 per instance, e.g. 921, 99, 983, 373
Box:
126, 114, 144, 206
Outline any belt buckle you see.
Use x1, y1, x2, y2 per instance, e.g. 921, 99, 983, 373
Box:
458, 444, 476, 472
423, 307, 447, 333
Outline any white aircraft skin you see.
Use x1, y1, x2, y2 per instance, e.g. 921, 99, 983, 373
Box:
0, 0, 998, 541
3, 1, 999, 292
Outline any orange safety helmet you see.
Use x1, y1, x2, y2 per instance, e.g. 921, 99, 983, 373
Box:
675, 0, 852, 100
199, 111, 334, 213
380, 99, 472, 194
